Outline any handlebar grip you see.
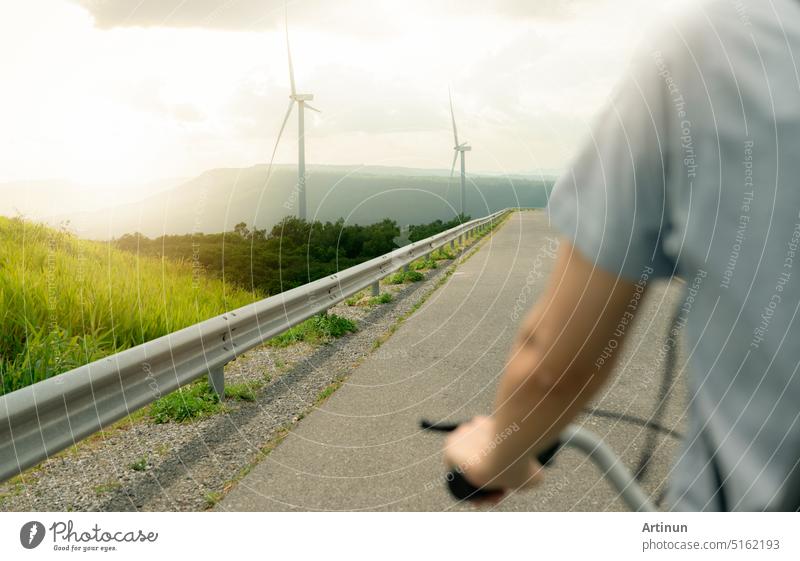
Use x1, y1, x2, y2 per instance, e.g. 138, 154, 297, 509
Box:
443, 440, 563, 501
445, 469, 502, 501
420, 419, 563, 502
536, 440, 563, 467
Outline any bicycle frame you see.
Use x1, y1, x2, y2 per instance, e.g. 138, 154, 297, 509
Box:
558, 425, 656, 512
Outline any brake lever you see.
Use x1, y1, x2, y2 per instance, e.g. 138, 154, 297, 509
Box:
421, 418, 563, 502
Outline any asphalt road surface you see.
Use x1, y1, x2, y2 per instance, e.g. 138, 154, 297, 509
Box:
219, 210, 687, 511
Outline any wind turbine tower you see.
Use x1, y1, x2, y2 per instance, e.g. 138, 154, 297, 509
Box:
274, 7, 320, 221
449, 90, 471, 217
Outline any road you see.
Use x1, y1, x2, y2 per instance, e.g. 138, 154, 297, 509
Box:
218, 210, 687, 511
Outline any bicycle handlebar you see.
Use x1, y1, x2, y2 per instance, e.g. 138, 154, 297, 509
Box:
422, 419, 656, 512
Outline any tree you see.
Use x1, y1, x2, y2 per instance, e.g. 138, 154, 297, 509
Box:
234, 222, 251, 239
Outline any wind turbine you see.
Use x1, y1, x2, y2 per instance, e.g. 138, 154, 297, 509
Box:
449, 90, 471, 218
268, 6, 320, 221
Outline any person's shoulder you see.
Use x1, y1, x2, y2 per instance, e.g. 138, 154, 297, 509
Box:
655, 0, 754, 33
633, 0, 755, 67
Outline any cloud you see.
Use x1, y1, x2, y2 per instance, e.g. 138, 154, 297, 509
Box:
452, 0, 590, 20
71, 0, 592, 31
71, 0, 281, 31
0, 0, 670, 186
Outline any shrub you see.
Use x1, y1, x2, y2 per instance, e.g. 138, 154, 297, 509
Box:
149, 380, 222, 423
129, 456, 149, 471
370, 292, 393, 305
388, 270, 425, 284
412, 258, 437, 270
224, 382, 260, 402
268, 313, 357, 347
432, 247, 455, 260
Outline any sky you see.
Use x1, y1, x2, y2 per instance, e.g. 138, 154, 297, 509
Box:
0, 0, 677, 187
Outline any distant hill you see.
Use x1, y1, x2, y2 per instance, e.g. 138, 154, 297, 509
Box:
0, 177, 185, 221
37, 165, 555, 240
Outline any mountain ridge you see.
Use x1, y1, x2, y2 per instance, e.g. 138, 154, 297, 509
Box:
6, 164, 554, 239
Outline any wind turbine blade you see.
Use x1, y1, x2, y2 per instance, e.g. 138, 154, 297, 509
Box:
449, 89, 459, 146
449, 149, 458, 177
265, 100, 295, 184
285, 4, 296, 96
305, 103, 321, 113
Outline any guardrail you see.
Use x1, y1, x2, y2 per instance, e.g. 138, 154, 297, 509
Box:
0, 209, 511, 482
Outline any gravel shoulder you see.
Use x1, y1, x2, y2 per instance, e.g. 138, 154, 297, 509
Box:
0, 222, 503, 512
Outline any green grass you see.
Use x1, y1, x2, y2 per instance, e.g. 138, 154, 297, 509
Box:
203, 491, 224, 510
315, 377, 345, 406
149, 378, 262, 423
0, 481, 26, 507
267, 313, 357, 347
219, 424, 292, 500
346, 289, 394, 307
388, 270, 425, 284
431, 247, 455, 260
369, 292, 393, 305
224, 381, 260, 402
345, 291, 365, 306
129, 456, 149, 472
149, 380, 223, 424
0, 216, 258, 395
412, 258, 437, 271
93, 481, 121, 496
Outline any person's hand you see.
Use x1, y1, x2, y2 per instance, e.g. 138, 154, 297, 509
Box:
443, 415, 543, 503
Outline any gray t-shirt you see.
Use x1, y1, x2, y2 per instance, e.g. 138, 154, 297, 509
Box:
548, 0, 800, 511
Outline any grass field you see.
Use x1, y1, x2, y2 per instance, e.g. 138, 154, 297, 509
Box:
0, 213, 492, 403
0, 216, 259, 395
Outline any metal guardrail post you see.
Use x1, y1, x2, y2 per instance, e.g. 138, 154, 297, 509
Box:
208, 365, 225, 400
371, 281, 380, 296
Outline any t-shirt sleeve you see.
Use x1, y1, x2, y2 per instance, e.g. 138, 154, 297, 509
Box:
548, 46, 675, 281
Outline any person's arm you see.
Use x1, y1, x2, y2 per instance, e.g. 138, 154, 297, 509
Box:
444, 239, 647, 491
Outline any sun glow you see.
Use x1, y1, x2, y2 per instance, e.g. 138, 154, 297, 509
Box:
0, 0, 671, 189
